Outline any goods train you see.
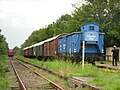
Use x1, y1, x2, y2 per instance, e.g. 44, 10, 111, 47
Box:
7, 49, 14, 57
23, 22, 104, 63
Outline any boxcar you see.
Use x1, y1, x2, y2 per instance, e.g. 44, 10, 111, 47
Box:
49, 39, 57, 58
43, 34, 66, 60
23, 49, 29, 57
28, 45, 34, 57
44, 41, 50, 59
33, 42, 44, 59
58, 32, 82, 60
23, 47, 29, 57
58, 36, 67, 58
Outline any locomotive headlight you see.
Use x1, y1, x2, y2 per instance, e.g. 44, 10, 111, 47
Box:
74, 49, 76, 53
102, 48, 104, 53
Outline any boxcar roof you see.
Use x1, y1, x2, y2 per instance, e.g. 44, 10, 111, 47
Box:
23, 44, 34, 50
33, 41, 45, 47
23, 34, 65, 49
67, 32, 81, 36
44, 35, 60, 42
58, 32, 81, 39
23, 46, 29, 50
43, 34, 65, 43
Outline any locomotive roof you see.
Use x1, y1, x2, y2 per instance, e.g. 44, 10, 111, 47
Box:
81, 22, 99, 26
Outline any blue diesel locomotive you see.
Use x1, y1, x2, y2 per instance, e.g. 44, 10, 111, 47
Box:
58, 22, 104, 63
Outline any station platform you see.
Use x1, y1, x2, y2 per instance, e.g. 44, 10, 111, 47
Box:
96, 62, 120, 70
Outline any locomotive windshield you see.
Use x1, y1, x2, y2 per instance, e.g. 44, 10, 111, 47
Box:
89, 26, 94, 30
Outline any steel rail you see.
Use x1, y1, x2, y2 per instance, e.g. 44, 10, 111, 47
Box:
16, 59, 64, 90
16, 58, 103, 90
10, 59, 27, 90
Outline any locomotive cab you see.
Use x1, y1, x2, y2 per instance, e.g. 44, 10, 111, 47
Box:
81, 22, 99, 43
81, 22, 104, 61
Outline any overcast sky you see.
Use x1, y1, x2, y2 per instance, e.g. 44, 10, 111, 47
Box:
0, 0, 85, 49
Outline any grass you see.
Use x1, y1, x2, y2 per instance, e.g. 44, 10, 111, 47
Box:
0, 55, 10, 89
45, 74, 68, 85
17, 56, 120, 90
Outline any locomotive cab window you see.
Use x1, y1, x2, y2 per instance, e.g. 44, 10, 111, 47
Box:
89, 26, 94, 30
83, 27, 84, 29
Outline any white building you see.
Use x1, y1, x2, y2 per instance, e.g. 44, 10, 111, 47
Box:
106, 47, 120, 61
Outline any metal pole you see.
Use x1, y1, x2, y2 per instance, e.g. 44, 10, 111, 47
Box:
82, 40, 85, 67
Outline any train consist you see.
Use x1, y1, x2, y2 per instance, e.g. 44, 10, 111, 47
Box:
23, 22, 104, 63
7, 49, 14, 57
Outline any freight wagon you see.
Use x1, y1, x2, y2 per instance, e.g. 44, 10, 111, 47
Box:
23, 47, 29, 57
23, 34, 66, 60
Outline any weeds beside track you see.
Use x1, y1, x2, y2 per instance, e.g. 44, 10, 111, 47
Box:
17, 56, 120, 90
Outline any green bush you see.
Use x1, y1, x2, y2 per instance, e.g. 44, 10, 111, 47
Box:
0, 56, 9, 89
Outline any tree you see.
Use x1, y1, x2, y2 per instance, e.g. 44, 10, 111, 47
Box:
13, 46, 22, 55
21, 0, 120, 48
72, 0, 120, 47
21, 29, 48, 48
0, 29, 8, 55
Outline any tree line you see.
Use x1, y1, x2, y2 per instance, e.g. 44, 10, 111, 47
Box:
21, 0, 120, 49
0, 30, 8, 56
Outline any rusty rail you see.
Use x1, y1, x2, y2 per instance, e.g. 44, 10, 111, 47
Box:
16, 58, 103, 90
10, 59, 27, 90
15, 58, 64, 90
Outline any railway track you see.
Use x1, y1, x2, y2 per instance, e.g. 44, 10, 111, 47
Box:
16, 58, 102, 90
9, 58, 64, 90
